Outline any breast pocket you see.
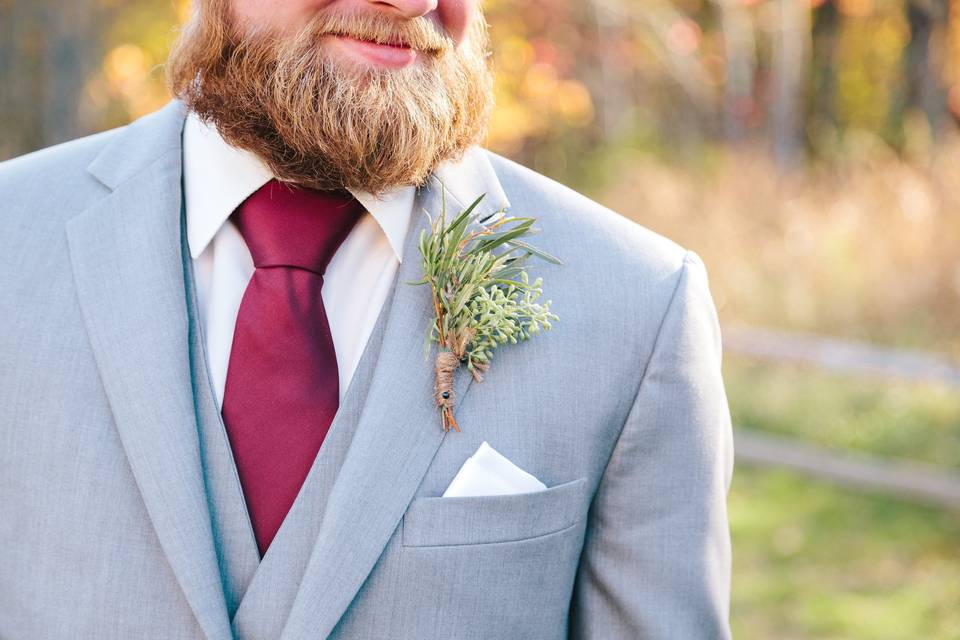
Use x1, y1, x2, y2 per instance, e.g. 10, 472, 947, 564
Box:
401, 476, 589, 547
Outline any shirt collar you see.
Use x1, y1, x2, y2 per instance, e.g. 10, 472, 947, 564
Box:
182, 112, 414, 263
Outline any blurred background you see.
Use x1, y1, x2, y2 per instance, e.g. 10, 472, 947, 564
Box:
2, 0, 959, 636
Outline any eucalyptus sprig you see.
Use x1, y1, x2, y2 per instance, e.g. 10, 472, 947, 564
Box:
406, 188, 561, 432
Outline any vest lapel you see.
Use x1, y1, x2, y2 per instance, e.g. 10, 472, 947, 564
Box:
279, 154, 511, 640
181, 207, 261, 618
66, 101, 232, 640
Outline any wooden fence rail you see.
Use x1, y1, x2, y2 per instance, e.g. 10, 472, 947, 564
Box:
723, 325, 960, 388
734, 429, 960, 511
723, 326, 960, 510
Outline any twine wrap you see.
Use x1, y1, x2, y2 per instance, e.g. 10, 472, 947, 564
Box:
433, 349, 459, 407
433, 349, 460, 431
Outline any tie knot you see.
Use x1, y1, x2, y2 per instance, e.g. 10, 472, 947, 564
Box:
231, 179, 363, 274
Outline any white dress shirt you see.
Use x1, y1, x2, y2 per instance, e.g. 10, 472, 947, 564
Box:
181, 113, 416, 409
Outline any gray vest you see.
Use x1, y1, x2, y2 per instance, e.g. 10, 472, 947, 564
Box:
180, 201, 394, 636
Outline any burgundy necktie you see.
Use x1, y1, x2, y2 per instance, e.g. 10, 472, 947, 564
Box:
221, 179, 363, 557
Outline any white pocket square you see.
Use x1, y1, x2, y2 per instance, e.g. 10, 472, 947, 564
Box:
442, 441, 547, 498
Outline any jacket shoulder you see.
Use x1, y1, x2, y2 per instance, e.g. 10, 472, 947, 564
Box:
0, 127, 122, 220
480, 150, 713, 432
483, 149, 689, 280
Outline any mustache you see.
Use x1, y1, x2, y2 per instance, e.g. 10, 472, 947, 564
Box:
288, 9, 456, 55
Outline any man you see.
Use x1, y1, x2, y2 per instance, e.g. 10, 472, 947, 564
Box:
0, 0, 735, 638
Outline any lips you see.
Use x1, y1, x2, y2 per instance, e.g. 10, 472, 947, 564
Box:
326, 33, 418, 69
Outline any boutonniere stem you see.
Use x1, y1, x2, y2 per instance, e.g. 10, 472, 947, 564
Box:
408, 187, 561, 432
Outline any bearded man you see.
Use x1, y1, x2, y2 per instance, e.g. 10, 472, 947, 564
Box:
0, 0, 734, 638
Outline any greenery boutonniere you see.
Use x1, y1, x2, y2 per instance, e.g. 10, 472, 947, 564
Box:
407, 187, 562, 432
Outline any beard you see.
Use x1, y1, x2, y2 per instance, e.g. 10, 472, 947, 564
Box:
166, 2, 494, 196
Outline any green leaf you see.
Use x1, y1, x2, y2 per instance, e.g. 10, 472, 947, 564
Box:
444, 194, 486, 246
470, 221, 535, 255
505, 238, 563, 265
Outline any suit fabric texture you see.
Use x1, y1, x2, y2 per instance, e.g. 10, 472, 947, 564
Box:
0, 100, 735, 639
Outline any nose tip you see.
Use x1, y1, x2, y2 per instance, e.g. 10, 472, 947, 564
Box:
370, 0, 438, 19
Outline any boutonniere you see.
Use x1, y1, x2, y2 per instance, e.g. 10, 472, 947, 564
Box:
407, 187, 562, 432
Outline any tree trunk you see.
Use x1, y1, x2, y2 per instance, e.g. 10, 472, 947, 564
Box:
0, 1, 104, 160
771, 0, 812, 171
905, 0, 949, 136
715, 0, 757, 144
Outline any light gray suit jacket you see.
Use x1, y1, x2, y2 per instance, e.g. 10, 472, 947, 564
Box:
0, 100, 734, 639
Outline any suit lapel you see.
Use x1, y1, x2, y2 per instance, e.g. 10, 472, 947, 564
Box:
65, 101, 232, 640
279, 148, 511, 640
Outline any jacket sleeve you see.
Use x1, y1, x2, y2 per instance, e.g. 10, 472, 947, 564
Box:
569, 250, 735, 639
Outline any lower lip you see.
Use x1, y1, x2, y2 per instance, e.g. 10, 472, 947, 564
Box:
327, 34, 418, 69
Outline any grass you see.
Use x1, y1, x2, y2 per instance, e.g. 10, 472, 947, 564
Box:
723, 357, 960, 470
724, 358, 960, 637
730, 464, 960, 639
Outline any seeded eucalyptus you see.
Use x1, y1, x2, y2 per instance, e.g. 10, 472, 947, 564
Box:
407, 188, 561, 432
